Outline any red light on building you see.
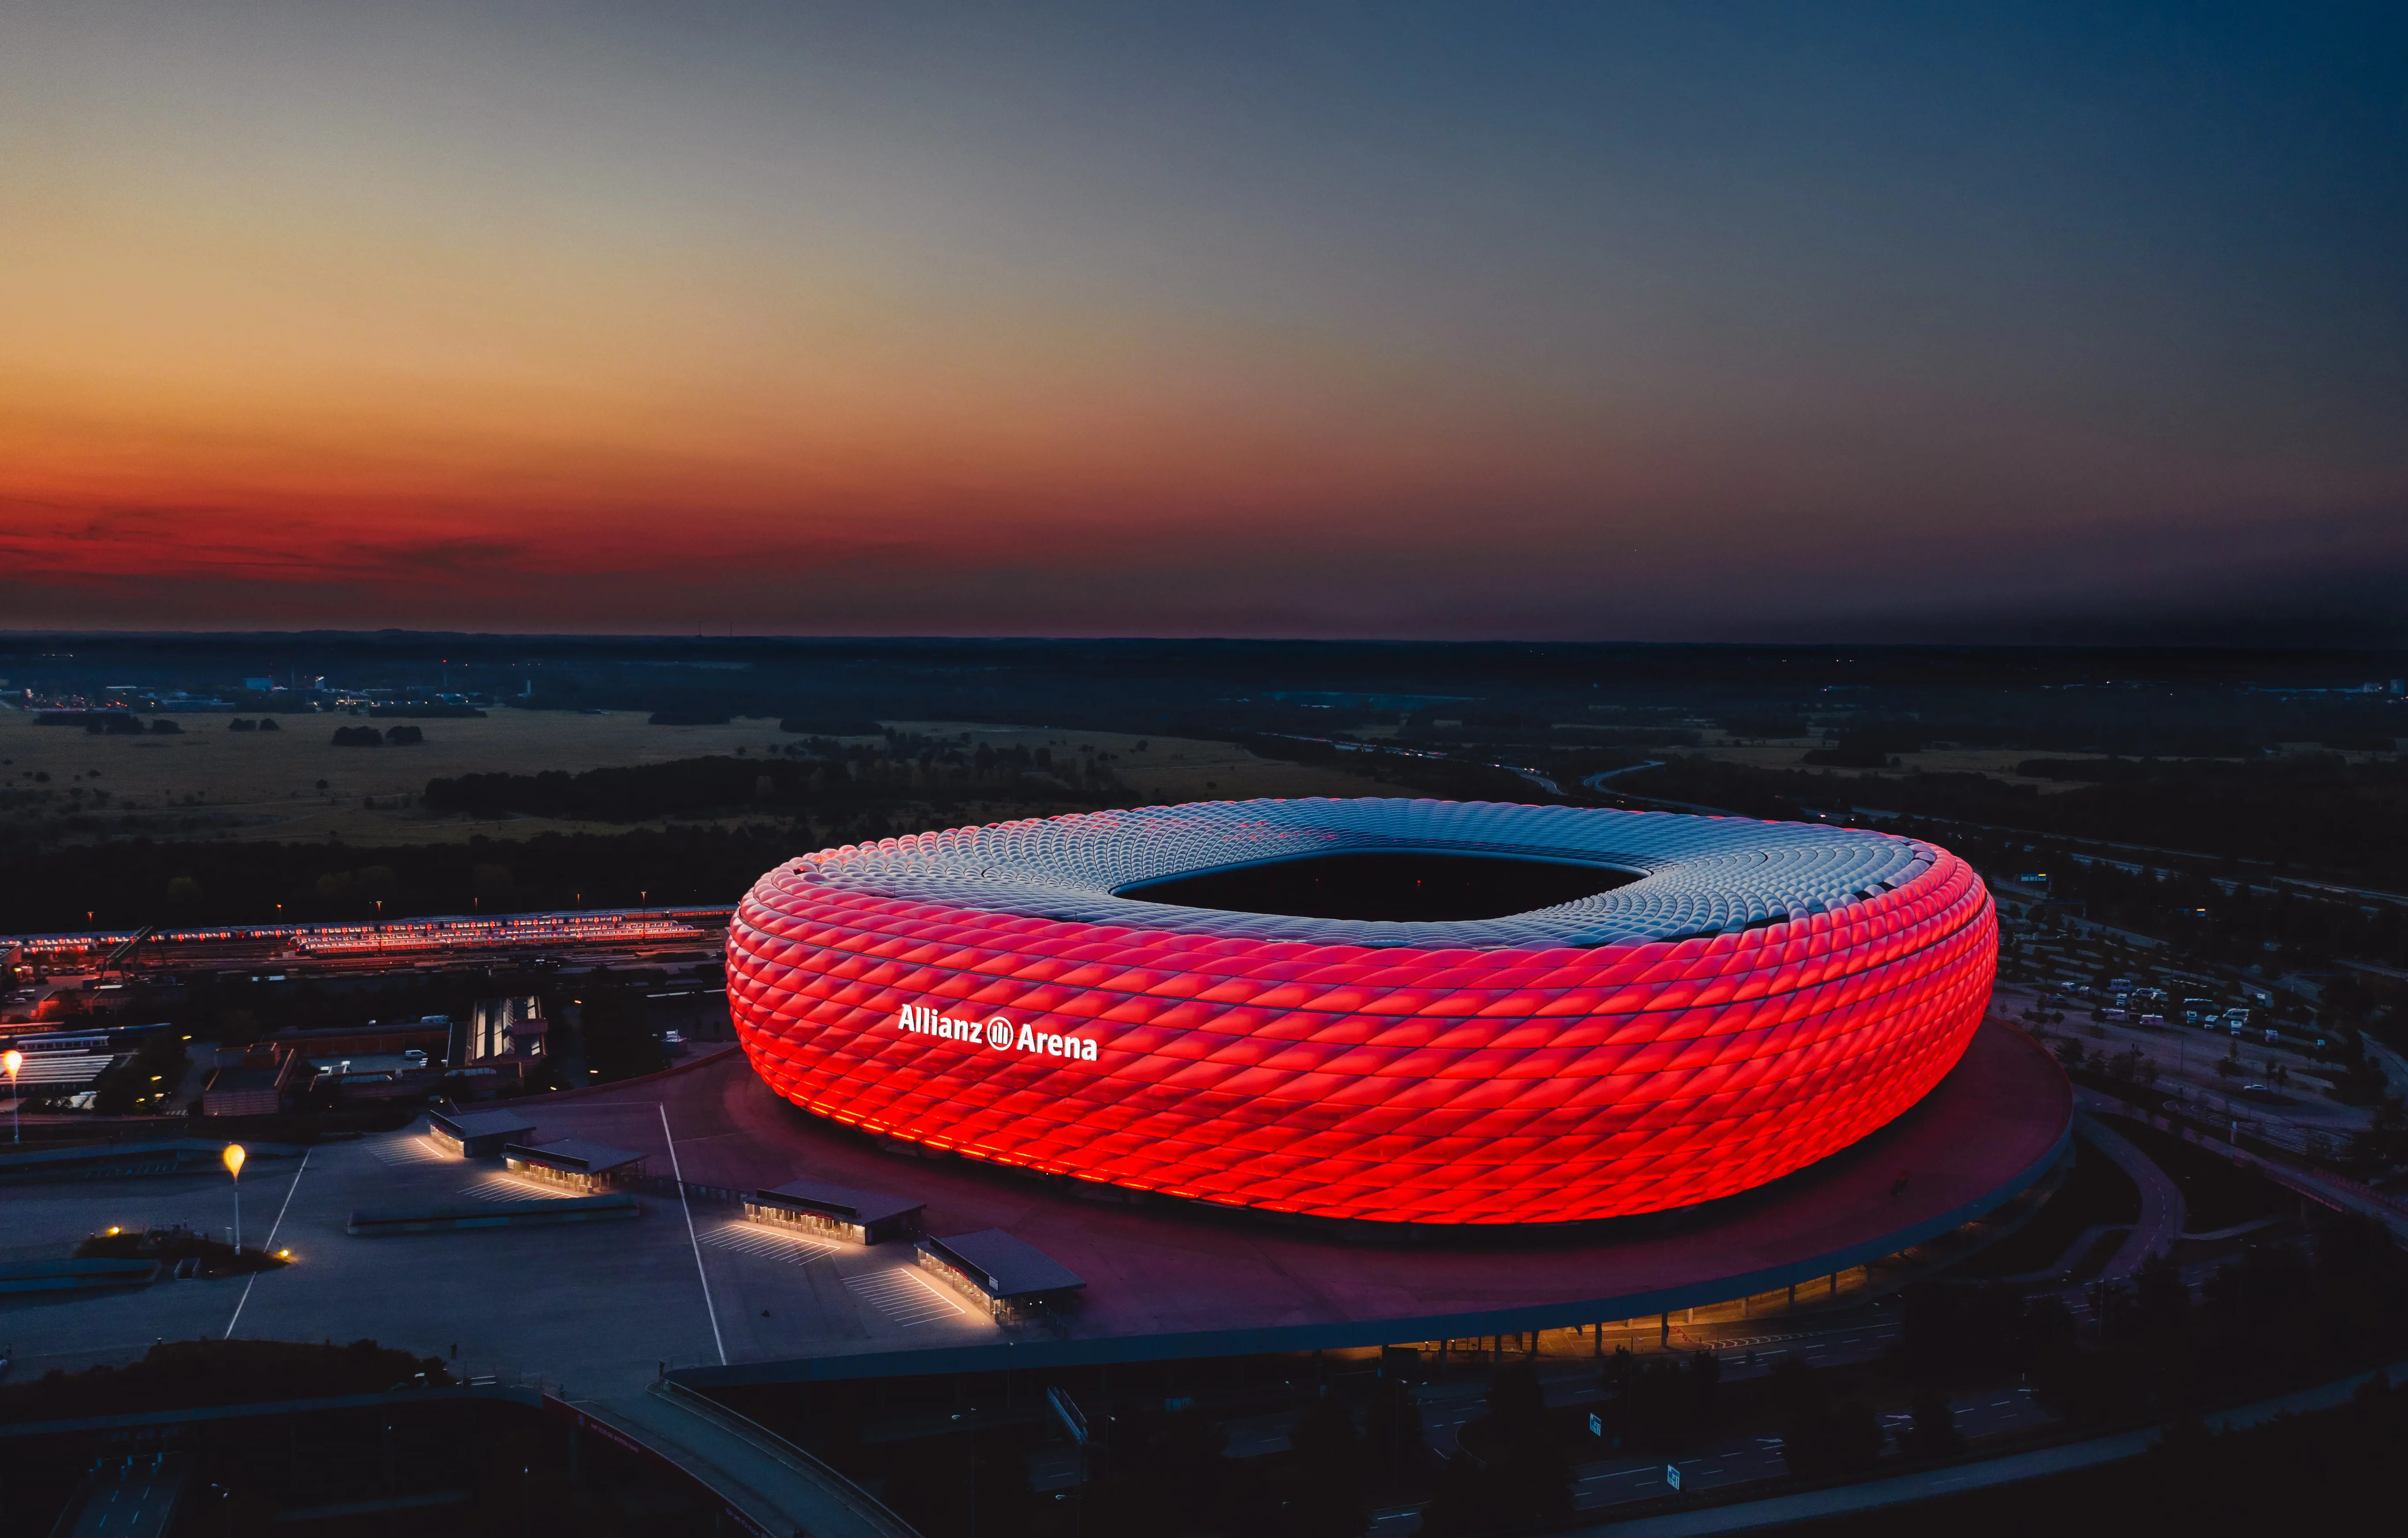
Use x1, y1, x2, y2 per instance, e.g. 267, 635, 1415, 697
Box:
726, 800, 1997, 1225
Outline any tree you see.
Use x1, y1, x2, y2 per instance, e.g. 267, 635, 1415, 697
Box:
1899, 1395, 1964, 1461
572, 986, 669, 1083
1769, 1357, 1885, 1478
2345, 1096, 2408, 1177
1361, 1375, 1427, 1483
1285, 1398, 1368, 1538
1438, 1361, 1571, 1531
2132, 1252, 2190, 1354
1092, 1406, 1233, 1538
1896, 1282, 2024, 1381
2313, 1210, 2404, 1345
1622, 1354, 1690, 1454
1417, 1452, 1488, 1538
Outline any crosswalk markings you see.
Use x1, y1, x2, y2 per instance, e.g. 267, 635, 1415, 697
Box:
703, 1223, 838, 1265
845, 1267, 968, 1326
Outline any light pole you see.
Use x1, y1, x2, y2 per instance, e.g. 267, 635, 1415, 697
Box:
223, 1143, 245, 1255
4, 1048, 19, 1144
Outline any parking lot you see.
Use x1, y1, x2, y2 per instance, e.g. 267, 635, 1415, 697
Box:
0, 1103, 996, 1399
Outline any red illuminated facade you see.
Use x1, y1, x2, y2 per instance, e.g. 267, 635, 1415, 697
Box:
726, 802, 1997, 1225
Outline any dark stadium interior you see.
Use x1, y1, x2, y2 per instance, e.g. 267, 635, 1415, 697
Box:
1118, 850, 1639, 922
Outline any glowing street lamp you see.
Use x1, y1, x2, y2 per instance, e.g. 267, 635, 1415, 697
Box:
223, 1143, 246, 1253
4, 1047, 19, 1144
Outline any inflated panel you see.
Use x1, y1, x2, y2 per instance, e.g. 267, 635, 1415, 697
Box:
726, 799, 1996, 1224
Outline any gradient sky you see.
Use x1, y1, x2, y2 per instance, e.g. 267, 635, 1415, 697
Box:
4, 3, 2404, 641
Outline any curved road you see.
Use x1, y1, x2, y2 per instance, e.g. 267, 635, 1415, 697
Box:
2069, 1100, 2185, 1274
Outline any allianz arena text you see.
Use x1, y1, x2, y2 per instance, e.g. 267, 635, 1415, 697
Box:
725, 798, 1997, 1226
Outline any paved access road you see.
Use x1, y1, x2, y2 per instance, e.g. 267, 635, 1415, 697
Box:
2068, 1105, 2185, 1275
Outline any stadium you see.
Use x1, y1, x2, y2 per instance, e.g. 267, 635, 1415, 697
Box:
725, 798, 2000, 1227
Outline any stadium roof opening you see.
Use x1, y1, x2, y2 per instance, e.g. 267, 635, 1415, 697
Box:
1119, 850, 1637, 923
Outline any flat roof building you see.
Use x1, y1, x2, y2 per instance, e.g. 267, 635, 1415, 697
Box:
503, 1139, 647, 1191
915, 1229, 1085, 1316
745, 1179, 924, 1245
197, 1055, 309, 1117
427, 1108, 537, 1158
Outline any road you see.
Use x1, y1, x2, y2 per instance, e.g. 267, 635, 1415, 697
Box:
2068, 1104, 2185, 1274
1580, 762, 1666, 790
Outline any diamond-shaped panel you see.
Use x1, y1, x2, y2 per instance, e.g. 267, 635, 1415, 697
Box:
726, 798, 1996, 1225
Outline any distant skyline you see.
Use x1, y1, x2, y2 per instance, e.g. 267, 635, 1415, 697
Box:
3, 4, 2404, 643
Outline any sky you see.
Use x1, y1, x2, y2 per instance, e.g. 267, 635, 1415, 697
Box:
2, 3, 2404, 642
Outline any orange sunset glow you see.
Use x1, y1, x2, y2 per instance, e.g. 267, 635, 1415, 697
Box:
4, 4, 2404, 640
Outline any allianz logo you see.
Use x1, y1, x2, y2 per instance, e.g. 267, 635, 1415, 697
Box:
895, 1003, 1100, 1062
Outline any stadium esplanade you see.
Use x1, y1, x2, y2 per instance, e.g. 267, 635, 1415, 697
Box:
725, 797, 2001, 1227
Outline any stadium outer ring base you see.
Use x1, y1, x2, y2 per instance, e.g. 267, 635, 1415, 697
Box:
725, 797, 1999, 1226
646, 1019, 2071, 1387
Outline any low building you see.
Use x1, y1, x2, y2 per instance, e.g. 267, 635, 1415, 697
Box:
426, 1108, 537, 1157
198, 1054, 309, 1116
744, 1179, 924, 1245
915, 1229, 1085, 1317
502, 1138, 647, 1192
455, 997, 546, 1065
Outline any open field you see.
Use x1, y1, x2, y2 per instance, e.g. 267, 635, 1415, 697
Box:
0, 708, 1404, 848
1655, 736, 2112, 791
888, 721, 1412, 806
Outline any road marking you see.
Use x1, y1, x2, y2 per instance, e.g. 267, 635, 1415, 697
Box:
223, 1151, 309, 1339
704, 1223, 839, 1265
366, 1136, 449, 1167
846, 1267, 968, 1326
661, 1105, 726, 1368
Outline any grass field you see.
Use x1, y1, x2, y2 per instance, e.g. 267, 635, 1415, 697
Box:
890, 721, 1411, 806
0, 708, 1405, 847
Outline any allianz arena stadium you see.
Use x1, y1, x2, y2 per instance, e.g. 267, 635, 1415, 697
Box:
725, 798, 1997, 1226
